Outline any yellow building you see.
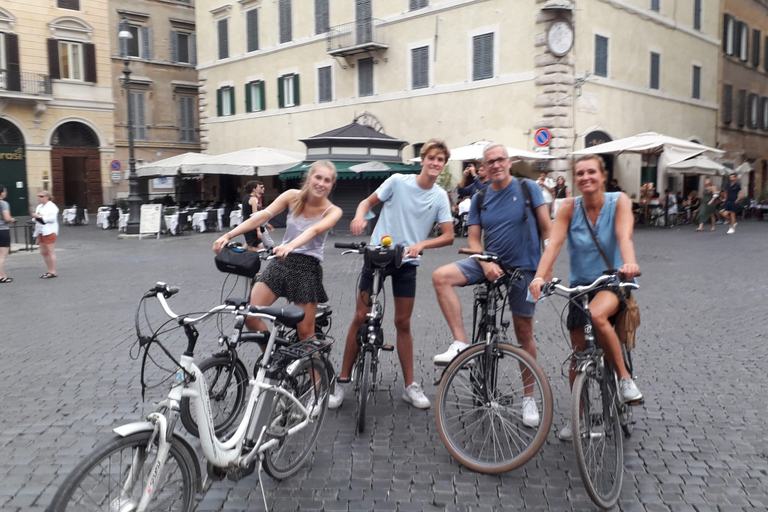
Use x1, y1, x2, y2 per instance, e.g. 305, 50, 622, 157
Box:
194, 0, 719, 197
0, 0, 115, 215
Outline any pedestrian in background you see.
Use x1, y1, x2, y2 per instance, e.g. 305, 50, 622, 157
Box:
456, 162, 489, 197
32, 190, 59, 279
0, 185, 16, 283
537, 171, 555, 217
696, 178, 718, 231
718, 172, 743, 234
552, 175, 569, 218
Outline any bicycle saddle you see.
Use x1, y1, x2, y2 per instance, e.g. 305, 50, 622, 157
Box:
248, 304, 305, 327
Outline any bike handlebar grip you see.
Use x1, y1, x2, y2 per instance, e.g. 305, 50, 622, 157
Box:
165, 286, 180, 298
334, 242, 362, 249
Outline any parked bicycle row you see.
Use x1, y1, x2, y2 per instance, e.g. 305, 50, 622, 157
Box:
45, 141, 645, 511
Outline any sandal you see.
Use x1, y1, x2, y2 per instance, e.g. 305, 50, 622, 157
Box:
40, 272, 58, 279
0, 277, 12, 283
695, 228, 702, 231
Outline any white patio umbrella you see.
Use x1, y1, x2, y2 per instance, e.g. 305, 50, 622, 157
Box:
666, 156, 728, 176
136, 152, 213, 177
194, 147, 304, 176
571, 131, 723, 164
410, 141, 555, 162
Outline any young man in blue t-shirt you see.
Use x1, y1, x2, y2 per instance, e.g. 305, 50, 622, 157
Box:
329, 139, 455, 410
431, 143, 551, 426
719, 172, 743, 234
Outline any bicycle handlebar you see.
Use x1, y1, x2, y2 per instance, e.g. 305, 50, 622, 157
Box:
541, 272, 639, 298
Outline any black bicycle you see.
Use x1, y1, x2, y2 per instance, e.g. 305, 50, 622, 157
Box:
435, 251, 553, 473
334, 241, 402, 433
540, 271, 640, 509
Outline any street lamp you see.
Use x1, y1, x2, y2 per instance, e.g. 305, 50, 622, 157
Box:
118, 17, 141, 234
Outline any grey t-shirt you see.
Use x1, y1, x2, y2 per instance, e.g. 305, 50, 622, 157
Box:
0, 200, 9, 230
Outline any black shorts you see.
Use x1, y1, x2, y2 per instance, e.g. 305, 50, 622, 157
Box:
722, 201, 737, 213
0, 230, 9, 248
567, 287, 629, 331
244, 228, 261, 247
358, 263, 418, 299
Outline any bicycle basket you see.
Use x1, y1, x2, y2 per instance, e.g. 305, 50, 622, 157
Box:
363, 244, 403, 270
215, 245, 261, 278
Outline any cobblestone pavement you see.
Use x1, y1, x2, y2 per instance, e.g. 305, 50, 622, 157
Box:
2, 220, 768, 512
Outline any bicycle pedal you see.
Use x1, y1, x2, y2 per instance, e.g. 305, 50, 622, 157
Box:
626, 397, 645, 406
337, 377, 351, 384
226, 460, 256, 482
381, 345, 395, 352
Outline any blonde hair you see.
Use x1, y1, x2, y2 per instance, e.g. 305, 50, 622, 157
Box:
39, 190, 53, 200
292, 160, 337, 217
573, 154, 606, 174
420, 139, 451, 161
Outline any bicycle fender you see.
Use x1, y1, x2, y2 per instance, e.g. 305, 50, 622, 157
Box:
113, 422, 204, 494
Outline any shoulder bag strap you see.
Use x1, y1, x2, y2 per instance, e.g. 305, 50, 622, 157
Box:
579, 199, 612, 270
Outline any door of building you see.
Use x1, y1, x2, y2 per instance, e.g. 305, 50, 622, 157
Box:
0, 144, 28, 216
51, 122, 103, 211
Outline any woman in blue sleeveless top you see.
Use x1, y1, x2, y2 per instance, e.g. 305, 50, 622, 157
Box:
214, 161, 342, 341
528, 155, 643, 440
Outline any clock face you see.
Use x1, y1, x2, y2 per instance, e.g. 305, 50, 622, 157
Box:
548, 20, 574, 57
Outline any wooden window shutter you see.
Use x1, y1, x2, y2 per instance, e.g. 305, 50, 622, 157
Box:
48, 38, 61, 80
247, 9, 259, 52
737, 88, 746, 126
722, 15, 731, 54
315, 0, 329, 34
119, 23, 128, 57
259, 81, 265, 110
229, 86, 235, 115
84, 43, 97, 83
278, 76, 285, 107
179, 97, 187, 141
190, 34, 197, 66
217, 88, 223, 116
693, 0, 701, 30
293, 74, 300, 106
218, 19, 229, 59
723, 84, 732, 124
760, 97, 768, 131
245, 82, 252, 112
5, 34, 21, 92
141, 27, 152, 60
279, 0, 292, 43
752, 30, 760, 67
170, 31, 178, 62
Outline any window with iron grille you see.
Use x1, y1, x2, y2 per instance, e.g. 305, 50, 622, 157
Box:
358, 58, 373, 96
650, 52, 660, 89
315, 0, 329, 34
412, 46, 429, 89
722, 84, 732, 124
693, 0, 701, 30
131, 91, 147, 141
246, 9, 259, 52
692, 65, 701, 99
279, 0, 292, 43
318, 66, 332, 103
179, 96, 195, 142
246, 80, 265, 111
594, 35, 608, 77
472, 33, 493, 81
218, 19, 229, 59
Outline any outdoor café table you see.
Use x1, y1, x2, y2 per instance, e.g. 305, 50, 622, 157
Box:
229, 209, 243, 227
96, 207, 111, 229
119, 212, 129, 232
164, 213, 179, 235
192, 211, 207, 232
62, 208, 88, 225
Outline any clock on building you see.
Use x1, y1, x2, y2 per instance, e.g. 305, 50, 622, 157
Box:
547, 20, 574, 57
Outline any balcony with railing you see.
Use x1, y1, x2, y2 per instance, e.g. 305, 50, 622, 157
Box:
0, 70, 53, 99
326, 19, 388, 57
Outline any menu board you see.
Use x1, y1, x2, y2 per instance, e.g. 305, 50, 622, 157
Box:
140, 204, 162, 239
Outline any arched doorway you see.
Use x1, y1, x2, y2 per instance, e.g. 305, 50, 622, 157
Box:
51, 121, 102, 210
584, 130, 615, 183
0, 118, 28, 216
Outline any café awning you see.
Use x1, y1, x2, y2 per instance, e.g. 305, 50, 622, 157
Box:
279, 160, 421, 180
194, 147, 304, 176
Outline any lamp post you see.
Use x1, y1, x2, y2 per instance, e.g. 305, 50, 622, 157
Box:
118, 18, 141, 234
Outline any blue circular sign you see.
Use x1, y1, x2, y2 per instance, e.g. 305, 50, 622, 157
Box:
534, 128, 552, 147
110, 160, 121, 171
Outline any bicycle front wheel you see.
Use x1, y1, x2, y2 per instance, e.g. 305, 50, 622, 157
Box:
435, 342, 553, 474
179, 354, 249, 438
46, 432, 195, 512
571, 370, 624, 510
262, 356, 329, 480
356, 350, 373, 433
619, 344, 635, 437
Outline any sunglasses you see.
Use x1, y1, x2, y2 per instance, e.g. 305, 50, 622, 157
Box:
38, 195, 46, 198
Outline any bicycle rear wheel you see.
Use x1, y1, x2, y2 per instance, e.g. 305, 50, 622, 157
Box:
262, 356, 329, 480
435, 342, 553, 474
179, 354, 248, 438
571, 369, 624, 509
356, 350, 373, 433
46, 432, 195, 512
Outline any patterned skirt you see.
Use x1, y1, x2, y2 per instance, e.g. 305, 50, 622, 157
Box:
258, 252, 328, 304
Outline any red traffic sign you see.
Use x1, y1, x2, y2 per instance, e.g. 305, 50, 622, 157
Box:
110, 160, 121, 171
534, 128, 552, 147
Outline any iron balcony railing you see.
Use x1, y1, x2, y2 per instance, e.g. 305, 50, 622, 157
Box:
326, 19, 388, 56
0, 70, 53, 95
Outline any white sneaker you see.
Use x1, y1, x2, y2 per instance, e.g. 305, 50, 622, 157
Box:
433, 341, 468, 366
619, 377, 643, 402
727, 227, 735, 234
328, 382, 349, 410
402, 383, 431, 409
521, 397, 540, 428
558, 422, 573, 441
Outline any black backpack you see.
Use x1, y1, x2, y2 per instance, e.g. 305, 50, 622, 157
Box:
475, 177, 543, 248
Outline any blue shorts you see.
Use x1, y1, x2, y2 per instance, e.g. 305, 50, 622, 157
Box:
453, 259, 536, 318
358, 263, 418, 299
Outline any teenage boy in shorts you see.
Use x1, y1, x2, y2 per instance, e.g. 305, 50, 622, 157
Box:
329, 139, 455, 409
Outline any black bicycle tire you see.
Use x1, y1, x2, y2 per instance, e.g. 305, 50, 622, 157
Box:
262, 356, 330, 480
46, 431, 195, 512
179, 354, 249, 438
435, 342, 553, 474
571, 370, 624, 509
620, 345, 635, 437
357, 350, 373, 433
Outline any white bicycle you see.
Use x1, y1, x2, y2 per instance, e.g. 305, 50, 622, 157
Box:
46, 282, 333, 512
